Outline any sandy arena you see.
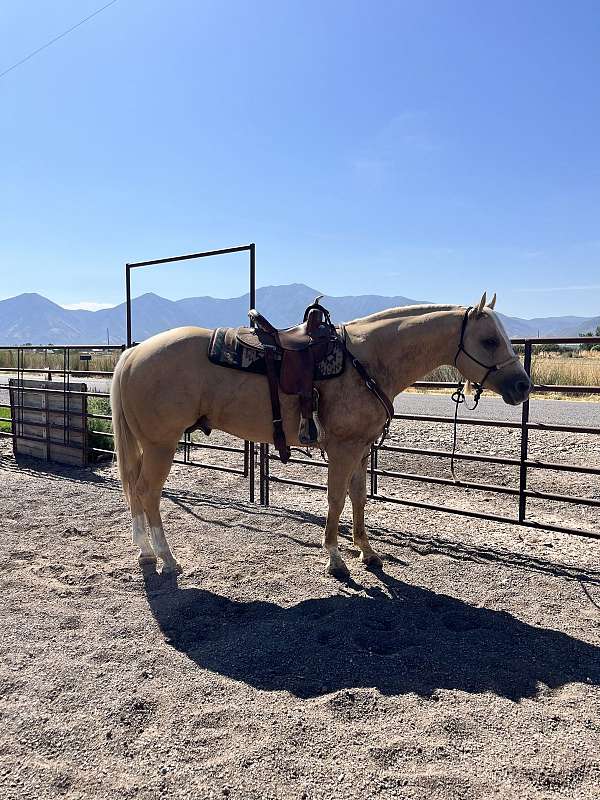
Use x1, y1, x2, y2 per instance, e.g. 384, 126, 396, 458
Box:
1, 401, 599, 800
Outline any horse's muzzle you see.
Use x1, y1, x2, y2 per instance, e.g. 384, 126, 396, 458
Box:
501, 376, 532, 406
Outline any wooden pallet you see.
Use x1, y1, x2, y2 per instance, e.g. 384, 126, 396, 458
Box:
9, 379, 88, 466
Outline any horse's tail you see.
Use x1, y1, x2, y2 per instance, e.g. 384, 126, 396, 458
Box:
110, 348, 142, 507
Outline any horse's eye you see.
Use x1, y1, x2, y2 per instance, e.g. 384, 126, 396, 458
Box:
482, 337, 499, 349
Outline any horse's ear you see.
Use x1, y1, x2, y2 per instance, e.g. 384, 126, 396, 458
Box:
489, 292, 497, 310
475, 292, 487, 316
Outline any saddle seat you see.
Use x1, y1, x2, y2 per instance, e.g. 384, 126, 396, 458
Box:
246, 310, 326, 351
243, 297, 338, 461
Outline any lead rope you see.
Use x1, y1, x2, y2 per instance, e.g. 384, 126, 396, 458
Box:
450, 379, 483, 482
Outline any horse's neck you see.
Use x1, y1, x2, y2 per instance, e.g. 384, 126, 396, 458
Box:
347, 309, 462, 398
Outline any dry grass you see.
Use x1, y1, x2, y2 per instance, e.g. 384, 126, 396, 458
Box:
0, 348, 120, 374
2, 347, 599, 394
530, 353, 600, 387
424, 352, 600, 390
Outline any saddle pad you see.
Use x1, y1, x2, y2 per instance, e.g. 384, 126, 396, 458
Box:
208, 326, 345, 380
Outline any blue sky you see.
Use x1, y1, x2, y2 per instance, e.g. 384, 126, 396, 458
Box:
1, 1, 599, 318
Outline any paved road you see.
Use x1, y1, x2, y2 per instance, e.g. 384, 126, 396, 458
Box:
1, 373, 599, 428
0, 375, 111, 408
396, 392, 600, 427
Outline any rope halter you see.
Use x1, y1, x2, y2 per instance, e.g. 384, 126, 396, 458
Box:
449, 306, 520, 481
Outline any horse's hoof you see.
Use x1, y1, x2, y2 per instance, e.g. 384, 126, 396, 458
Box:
138, 554, 157, 566
361, 553, 383, 569
162, 561, 183, 575
327, 562, 350, 581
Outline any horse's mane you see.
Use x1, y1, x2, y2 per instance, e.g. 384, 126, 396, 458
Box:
345, 303, 461, 326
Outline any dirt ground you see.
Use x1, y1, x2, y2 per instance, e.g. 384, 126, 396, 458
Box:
1, 419, 599, 800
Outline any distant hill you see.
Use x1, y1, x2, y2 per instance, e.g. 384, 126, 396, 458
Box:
0, 285, 597, 345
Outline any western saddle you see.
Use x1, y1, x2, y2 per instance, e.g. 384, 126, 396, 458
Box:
247, 296, 338, 462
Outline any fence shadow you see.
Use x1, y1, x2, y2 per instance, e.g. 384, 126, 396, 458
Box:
3, 450, 600, 585
142, 567, 600, 702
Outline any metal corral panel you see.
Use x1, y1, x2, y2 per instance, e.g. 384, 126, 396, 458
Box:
8, 379, 88, 466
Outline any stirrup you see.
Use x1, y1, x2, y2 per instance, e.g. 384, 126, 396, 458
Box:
298, 389, 323, 446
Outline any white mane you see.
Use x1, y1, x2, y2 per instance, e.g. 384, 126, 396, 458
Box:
346, 303, 461, 325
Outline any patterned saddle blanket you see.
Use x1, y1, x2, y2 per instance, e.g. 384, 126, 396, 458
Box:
208, 325, 346, 380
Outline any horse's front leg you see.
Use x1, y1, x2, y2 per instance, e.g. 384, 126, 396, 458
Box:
349, 448, 383, 568
323, 443, 364, 580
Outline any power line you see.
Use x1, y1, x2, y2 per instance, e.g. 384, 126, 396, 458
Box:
0, 0, 119, 82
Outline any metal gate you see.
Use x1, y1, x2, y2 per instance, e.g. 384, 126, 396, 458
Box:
258, 336, 600, 542
2, 269, 598, 542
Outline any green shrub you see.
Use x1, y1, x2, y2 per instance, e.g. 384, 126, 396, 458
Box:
87, 396, 113, 458
0, 407, 11, 434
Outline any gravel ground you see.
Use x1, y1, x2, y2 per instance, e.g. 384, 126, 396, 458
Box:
1, 394, 599, 800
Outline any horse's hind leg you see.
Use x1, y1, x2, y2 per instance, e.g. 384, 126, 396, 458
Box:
349, 450, 383, 568
130, 493, 156, 566
136, 442, 181, 574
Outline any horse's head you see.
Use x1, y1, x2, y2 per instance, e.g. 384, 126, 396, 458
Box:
456, 292, 532, 406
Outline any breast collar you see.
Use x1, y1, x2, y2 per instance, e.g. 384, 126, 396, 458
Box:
454, 306, 520, 390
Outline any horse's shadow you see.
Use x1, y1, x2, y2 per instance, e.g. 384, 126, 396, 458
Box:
142, 567, 600, 701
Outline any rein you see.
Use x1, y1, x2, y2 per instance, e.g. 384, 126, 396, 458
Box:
449, 307, 519, 481
340, 325, 394, 449
340, 307, 518, 474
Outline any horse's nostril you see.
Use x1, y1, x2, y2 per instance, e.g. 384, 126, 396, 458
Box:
515, 379, 531, 396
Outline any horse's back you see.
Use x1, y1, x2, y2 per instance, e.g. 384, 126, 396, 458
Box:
119, 326, 216, 440
135, 325, 211, 351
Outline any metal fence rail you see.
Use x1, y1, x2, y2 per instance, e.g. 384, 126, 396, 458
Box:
1, 243, 259, 497
0, 345, 251, 490
123, 242, 257, 500
0, 345, 124, 448
260, 336, 600, 542
2, 336, 599, 539
125, 243, 256, 348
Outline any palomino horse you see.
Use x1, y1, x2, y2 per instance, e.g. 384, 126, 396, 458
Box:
111, 292, 531, 579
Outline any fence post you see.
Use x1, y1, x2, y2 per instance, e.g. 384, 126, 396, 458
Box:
518, 341, 532, 522
45, 379, 51, 461
265, 444, 270, 506
17, 347, 23, 439
249, 441, 255, 503
374, 444, 380, 497
258, 443, 270, 507
257, 443, 264, 506
250, 243, 256, 311
126, 264, 132, 347
243, 439, 249, 478
369, 444, 377, 497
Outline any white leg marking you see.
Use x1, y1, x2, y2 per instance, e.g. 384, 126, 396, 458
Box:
326, 546, 350, 578
149, 526, 181, 572
132, 514, 155, 560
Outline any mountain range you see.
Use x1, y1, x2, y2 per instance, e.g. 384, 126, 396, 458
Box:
0, 285, 598, 345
